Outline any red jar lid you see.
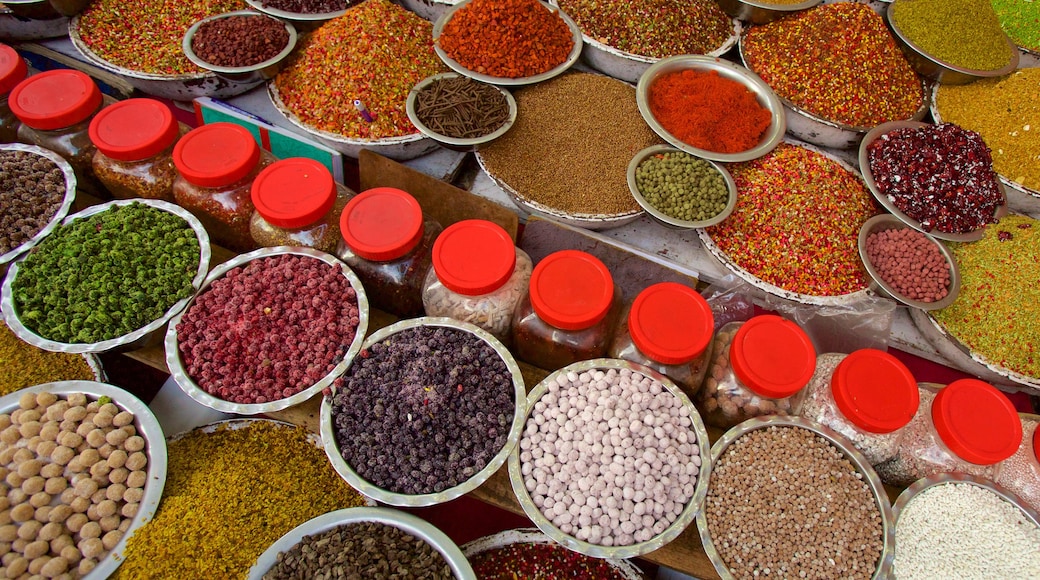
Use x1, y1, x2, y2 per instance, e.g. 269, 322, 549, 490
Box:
629, 282, 714, 365
88, 98, 179, 162
8, 69, 101, 130
831, 349, 919, 434
252, 158, 336, 229
730, 315, 816, 399
1033, 423, 1039, 464
432, 219, 516, 296
173, 123, 260, 188
529, 250, 614, 331
931, 378, 1022, 465
339, 187, 424, 261
0, 44, 27, 96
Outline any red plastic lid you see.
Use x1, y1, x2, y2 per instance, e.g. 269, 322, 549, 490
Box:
629, 282, 714, 365
529, 250, 614, 331
339, 187, 424, 261
251, 158, 336, 229
831, 349, 919, 434
88, 98, 179, 161
730, 315, 816, 399
172, 123, 260, 188
931, 378, 1022, 465
1033, 423, 1039, 464
8, 69, 101, 130
0, 44, 27, 96
432, 219, 516, 296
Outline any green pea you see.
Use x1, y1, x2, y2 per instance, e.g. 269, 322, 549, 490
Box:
636, 152, 730, 222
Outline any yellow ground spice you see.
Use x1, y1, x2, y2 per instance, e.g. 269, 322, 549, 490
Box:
113, 421, 367, 579
0, 321, 95, 396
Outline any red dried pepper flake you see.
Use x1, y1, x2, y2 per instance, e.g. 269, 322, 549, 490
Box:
469, 542, 631, 578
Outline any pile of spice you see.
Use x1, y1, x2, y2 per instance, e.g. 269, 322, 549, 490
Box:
190, 14, 289, 68
635, 150, 729, 222
931, 214, 1039, 379
437, 0, 574, 78
705, 143, 877, 296
0, 149, 66, 257
257, 0, 351, 13
934, 68, 1040, 192
556, 0, 731, 58
113, 421, 367, 578
273, 0, 446, 140
992, 0, 1040, 52
704, 426, 884, 579
469, 540, 633, 578
994, 418, 1040, 513
0, 322, 96, 397
864, 227, 950, 303
76, 0, 246, 75
412, 75, 511, 139
478, 72, 660, 216
890, 0, 1012, 71
742, 3, 923, 128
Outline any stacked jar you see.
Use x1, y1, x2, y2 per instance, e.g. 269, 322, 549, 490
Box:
874, 378, 1023, 487
798, 349, 920, 466
336, 187, 440, 317
0, 44, 28, 143
172, 122, 275, 252
250, 158, 354, 253
510, 250, 620, 370
994, 417, 1040, 513
608, 282, 714, 399
697, 315, 816, 429
423, 219, 530, 343
88, 98, 187, 201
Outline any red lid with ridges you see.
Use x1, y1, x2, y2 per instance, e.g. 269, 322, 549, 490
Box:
529, 250, 614, 331
1033, 422, 1039, 464
339, 187, 424, 261
432, 219, 515, 296
88, 98, 179, 161
0, 44, 27, 96
730, 315, 816, 399
173, 123, 260, 188
831, 349, 919, 434
251, 158, 336, 229
9, 69, 101, 130
931, 378, 1022, 465
629, 282, 714, 365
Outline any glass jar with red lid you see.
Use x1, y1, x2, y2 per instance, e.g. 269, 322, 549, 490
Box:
336, 187, 441, 318
0, 44, 28, 144
697, 315, 816, 429
172, 122, 274, 252
250, 158, 354, 253
994, 417, 1040, 514
510, 250, 620, 370
608, 282, 714, 399
422, 219, 531, 343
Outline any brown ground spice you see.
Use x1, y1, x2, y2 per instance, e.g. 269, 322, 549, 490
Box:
0, 321, 95, 397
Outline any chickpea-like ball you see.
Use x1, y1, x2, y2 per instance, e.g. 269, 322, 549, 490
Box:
98, 403, 117, 416
23, 539, 48, 560
28, 554, 52, 575
104, 430, 127, 447
108, 468, 128, 486
12, 448, 32, 463
5, 555, 28, 577
33, 506, 50, 524
16, 460, 41, 479
35, 393, 57, 408
121, 425, 136, 438
59, 432, 83, 449
11, 504, 34, 523
75, 421, 95, 438
39, 423, 60, 442
101, 529, 123, 551
62, 406, 86, 423
18, 522, 43, 544
18, 393, 36, 410
106, 450, 127, 470
122, 487, 144, 504
6, 472, 24, 489
90, 490, 107, 505
66, 394, 86, 408
99, 515, 120, 533
95, 500, 117, 519
125, 470, 146, 490
38, 522, 63, 542
78, 556, 97, 575
60, 545, 81, 565
78, 537, 103, 560
0, 447, 15, 464
112, 412, 134, 428
118, 518, 131, 533
65, 513, 87, 534
85, 430, 106, 449
50, 446, 74, 466
89, 462, 110, 479
78, 521, 101, 540
29, 491, 51, 509
91, 413, 112, 429
123, 436, 144, 453
50, 533, 73, 552
86, 505, 99, 522
0, 426, 19, 445
65, 458, 85, 474
44, 477, 67, 496
78, 449, 100, 467
0, 497, 9, 511
73, 479, 97, 499
0, 415, 9, 430
58, 419, 77, 433
59, 488, 76, 506
18, 421, 42, 439
120, 502, 139, 519
106, 484, 126, 503
69, 497, 90, 515
11, 537, 25, 552
21, 475, 45, 495
124, 453, 147, 472
98, 444, 114, 460
40, 555, 68, 578
48, 506, 72, 524
0, 524, 16, 542
39, 461, 62, 479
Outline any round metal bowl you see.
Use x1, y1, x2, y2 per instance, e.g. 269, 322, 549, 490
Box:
857, 214, 961, 310
0, 0, 60, 20
0, 380, 168, 580
432, 0, 583, 86
164, 247, 370, 416
717, 0, 821, 25
507, 358, 712, 560
636, 55, 786, 163
0, 144, 77, 272
0, 11, 68, 40
462, 528, 646, 579
249, 507, 475, 580
1, 199, 211, 354
859, 120, 1009, 242
243, 0, 350, 31
396, 0, 461, 21
320, 317, 527, 507
885, 2, 1020, 85
405, 71, 517, 152
627, 144, 738, 230
696, 415, 895, 580
182, 10, 297, 83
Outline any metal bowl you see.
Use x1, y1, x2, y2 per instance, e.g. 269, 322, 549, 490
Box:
857, 214, 960, 310
182, 10, 297, 83
164, 247, 369, 416
320, 317, 527, 507
507, 358, 712, 560
461, 528, 646, 579
717, 0, 821, 25
859, 120, 1009, 242
1, 199, 211, 354
0, 144, 77, 272
243, 0, 350, 31
885, 2, 1020, 85
405, 71, 517, 152
0, 380, 168, 580
0, 0, 60, 20
0, 10, 68, 39
696, 415, 895, 580
396, 0, 461, 21
627, 144, 738, 230
432, 0, 583, 86
636, 55, 786, 163
249, 507, 475, 580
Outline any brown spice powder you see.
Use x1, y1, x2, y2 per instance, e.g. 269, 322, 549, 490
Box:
0, 321, 95, 397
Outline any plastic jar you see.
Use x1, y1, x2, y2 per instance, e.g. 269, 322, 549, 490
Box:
172, 122, 275, 252
336, 187, 441, 317
88, 98, 187, 202
798, 349, 919, 466
874, 379, 1023, 488
994, 418, 1040, 514
250, 158, 354, 253
608, 282, 715, 399
511, 250, 620, 370
0, 44, 28, 144
423, 219, 531, 342
697, 315, 816, 429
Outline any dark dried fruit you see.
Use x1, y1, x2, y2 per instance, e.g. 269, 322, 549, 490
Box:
191, 15, 289, 68
0, 151, 66, 256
